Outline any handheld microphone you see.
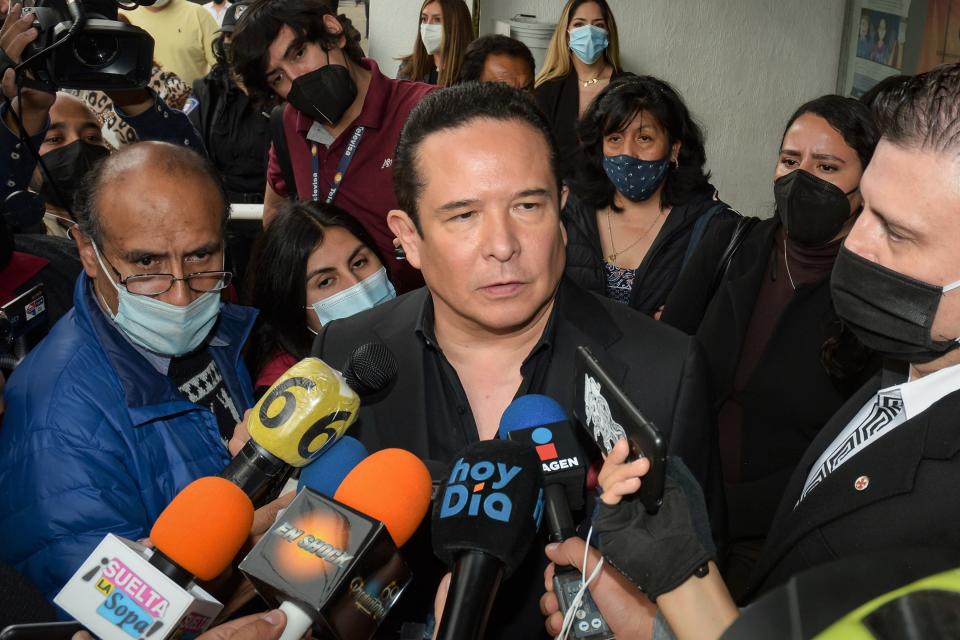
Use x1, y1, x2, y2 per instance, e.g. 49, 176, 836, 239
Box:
432, 439, 545, 640
239, 449, 433, 640
55, 477, 254, 640
499, 394, 587, 542
221, 357, 360, 506
500, 396, 614, 639
297, 436, 369, 498
340, 343, 398, 398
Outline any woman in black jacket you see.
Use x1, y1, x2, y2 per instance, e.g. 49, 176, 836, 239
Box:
660, 95, 880, 598
563, 75, 737, 317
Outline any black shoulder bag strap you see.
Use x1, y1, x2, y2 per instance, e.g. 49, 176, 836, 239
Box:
708, 215, 760, 299
269, 105, 297, 201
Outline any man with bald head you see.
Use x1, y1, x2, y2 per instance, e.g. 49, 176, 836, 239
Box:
0, 141, 258, 603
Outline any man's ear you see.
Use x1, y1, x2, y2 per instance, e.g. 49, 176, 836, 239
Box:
73, 228, 100, 278
387, 209, 422, 270
323, 13, 347, 50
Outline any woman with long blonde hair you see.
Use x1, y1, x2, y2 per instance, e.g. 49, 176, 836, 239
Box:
397, 0, 474, 87
535, 0, 625, 180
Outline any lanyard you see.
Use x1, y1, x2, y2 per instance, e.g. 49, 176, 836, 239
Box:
312, 125, 366, 204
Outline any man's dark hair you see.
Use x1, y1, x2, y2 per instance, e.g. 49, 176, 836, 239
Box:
782, 95, 879, 170
229, 0, 363, 100
74, 142, 230, 247
244, 200, 385, 381
858, 74, 912, 114
875, 63, 960, 155
456, 34, 535, 87
393, 81, 560, 232
572, 74, 712, 212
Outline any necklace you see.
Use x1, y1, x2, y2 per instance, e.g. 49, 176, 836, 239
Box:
606, 208, 664, 264
783, 239, 797, 290
579, 65, 606, 87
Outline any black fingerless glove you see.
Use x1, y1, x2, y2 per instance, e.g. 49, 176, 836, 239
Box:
594, 457, 716, 601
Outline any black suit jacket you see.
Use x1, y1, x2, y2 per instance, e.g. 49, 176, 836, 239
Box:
534, 70, 625, 181
314, 279, 722, 637
742, 365, 960, 603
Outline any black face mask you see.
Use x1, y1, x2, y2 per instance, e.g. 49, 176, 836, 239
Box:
831, 245, 960, 364
775, 169, 858, 247
285, 58, 357, 126
39, 140, 110, 210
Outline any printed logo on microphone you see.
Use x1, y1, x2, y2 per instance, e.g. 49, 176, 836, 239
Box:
79, 556, 175, 639
531, 427, 580, 472
270, 512, 355, 582
439, 458, 522, 523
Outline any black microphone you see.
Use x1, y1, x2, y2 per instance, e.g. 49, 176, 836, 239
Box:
341, 342, 398, 398
499, 394, 587, 542
432, 439, 544, 640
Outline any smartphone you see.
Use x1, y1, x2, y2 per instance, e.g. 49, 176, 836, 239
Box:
573, 345, 666, 513
0, 622, 84, 640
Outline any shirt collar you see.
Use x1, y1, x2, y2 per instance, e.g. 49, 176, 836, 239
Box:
414, 287, 560, 362
880, 360, 960, 420
294, 58, 389, 135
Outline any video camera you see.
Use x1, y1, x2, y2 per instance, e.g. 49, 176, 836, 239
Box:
15, 0, 155, 91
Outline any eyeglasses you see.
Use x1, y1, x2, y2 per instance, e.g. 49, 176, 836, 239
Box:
98, 246, 233, 296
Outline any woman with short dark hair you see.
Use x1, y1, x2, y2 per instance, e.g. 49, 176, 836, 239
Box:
245, 201, 395, 394
563, 75, 736, 316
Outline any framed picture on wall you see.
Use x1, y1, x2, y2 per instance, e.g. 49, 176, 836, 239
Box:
839, 0, 960, 96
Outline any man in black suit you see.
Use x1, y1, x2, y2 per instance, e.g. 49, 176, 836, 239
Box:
539, 63, 960, 639
313, 82, 718, 638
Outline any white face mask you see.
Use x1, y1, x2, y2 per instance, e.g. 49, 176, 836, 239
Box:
150, 0, 172, 9
420, 23, 443, 55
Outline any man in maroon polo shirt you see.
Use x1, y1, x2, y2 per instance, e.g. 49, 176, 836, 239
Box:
230, 0, 432, 292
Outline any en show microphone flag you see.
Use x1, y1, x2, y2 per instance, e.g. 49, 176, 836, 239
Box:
239, 449, 432, 640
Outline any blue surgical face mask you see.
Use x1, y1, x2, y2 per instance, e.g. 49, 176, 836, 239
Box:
307, 266, 396, 327
602, 155, 671, 202
93, 243, 222, 356
568, 25, 608, 65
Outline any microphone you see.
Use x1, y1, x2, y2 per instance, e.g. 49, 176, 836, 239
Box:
239, 449, 433, 640
221, 357, 360, 506
55, 477, 254, 639
297, 436, 369, 498
432, 439, 545, 640
341, 342, 398, 398
499, 394, 587, 542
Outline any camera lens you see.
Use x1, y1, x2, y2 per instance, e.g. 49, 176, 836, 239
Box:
72, 34, 119, 68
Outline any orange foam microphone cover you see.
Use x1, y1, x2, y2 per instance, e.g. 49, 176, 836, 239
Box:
334, 448, 432, 547
150, 476, 255, 581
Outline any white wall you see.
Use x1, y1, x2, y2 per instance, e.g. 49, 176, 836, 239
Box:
369, 1, 847, 217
